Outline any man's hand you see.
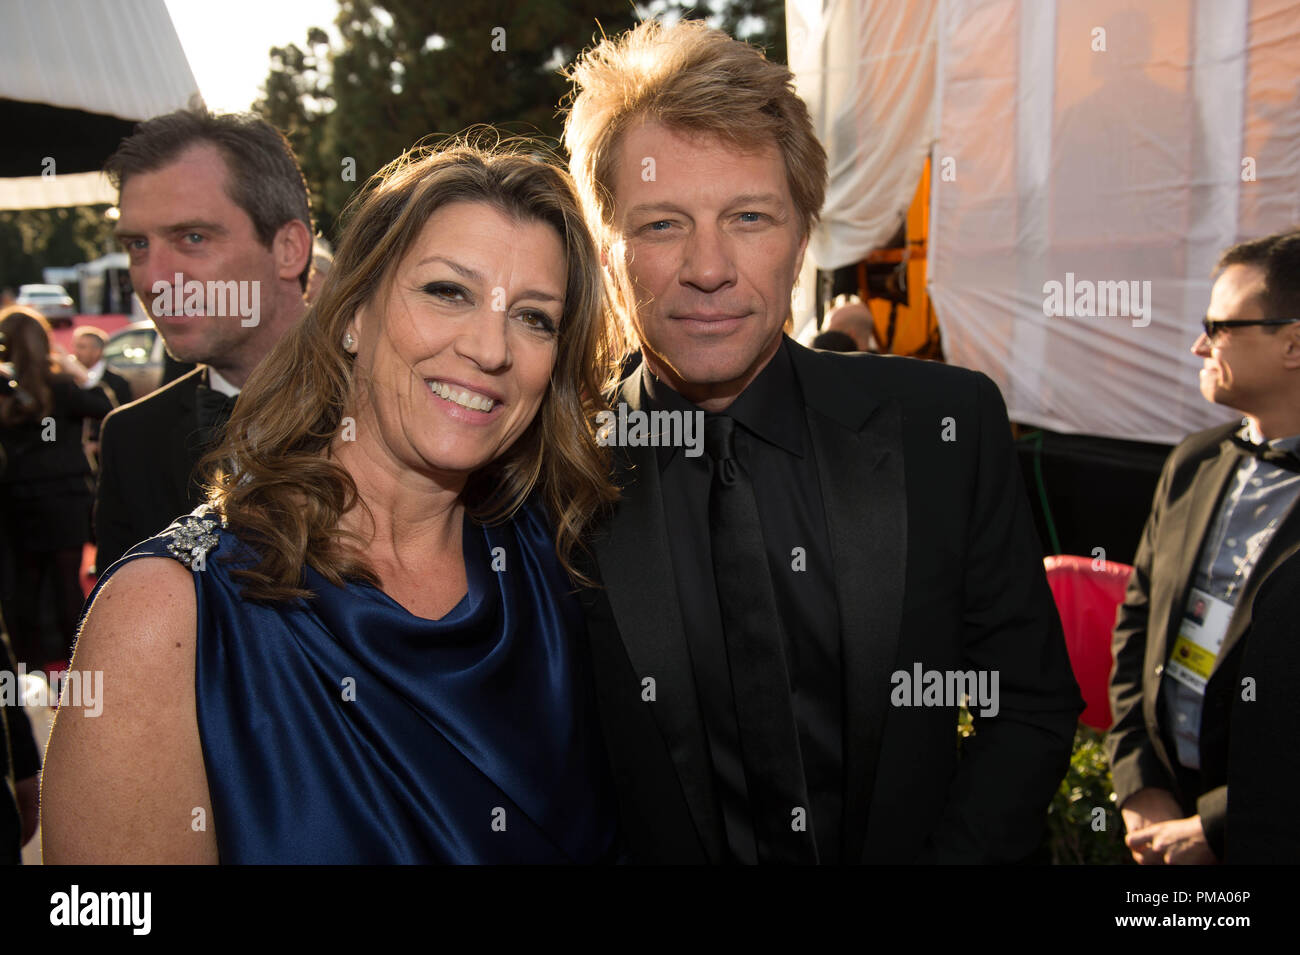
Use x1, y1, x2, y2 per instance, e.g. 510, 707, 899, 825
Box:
1128, 815, 1217, 865
51, 343, 90, 386
1120, 787, 1182, 863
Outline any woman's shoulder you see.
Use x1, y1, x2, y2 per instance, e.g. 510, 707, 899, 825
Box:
78, 508, 231, 675
46, 515, 216, 863
96, 506, 240, 594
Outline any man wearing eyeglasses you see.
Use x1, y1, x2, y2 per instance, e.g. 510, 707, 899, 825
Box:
1107, 229, 1300, 865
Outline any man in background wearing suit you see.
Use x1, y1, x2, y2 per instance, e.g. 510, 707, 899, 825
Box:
94, 108, 312, 570
1108, 230, 1300, 864
1227, 547, 1300, 863
72, 326, 131, 468
564, 20, 1081, 864
72, 327, 132, 408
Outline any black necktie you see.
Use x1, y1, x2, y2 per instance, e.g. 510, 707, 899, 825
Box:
194, 383, 238, 446
1229, 433, 1300, 473
704, 414, 816, 864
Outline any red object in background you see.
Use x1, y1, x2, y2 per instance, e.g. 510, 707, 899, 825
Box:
1043, 554, 1135, 733
48, 314, 132, 352
81, 543, 97, 599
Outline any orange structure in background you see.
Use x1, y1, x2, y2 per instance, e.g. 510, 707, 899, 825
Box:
859, 157, 943, 360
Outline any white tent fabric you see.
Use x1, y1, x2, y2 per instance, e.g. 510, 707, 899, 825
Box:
789, 0, 1300, 444
928, 0, 1300, 443
787, 0, 938, 271
0, 172, 116, 210
0, 0, 197, 123
0, 0, 198, 210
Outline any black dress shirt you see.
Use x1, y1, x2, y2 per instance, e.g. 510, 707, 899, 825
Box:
643, 338, 844, 863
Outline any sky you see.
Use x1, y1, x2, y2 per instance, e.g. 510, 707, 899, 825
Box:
163, 0, 341, 112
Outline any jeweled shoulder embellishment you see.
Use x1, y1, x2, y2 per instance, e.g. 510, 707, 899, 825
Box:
166, 508, 227, 570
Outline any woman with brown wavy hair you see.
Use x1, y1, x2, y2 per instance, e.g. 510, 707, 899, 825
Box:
43, 141, 624, 863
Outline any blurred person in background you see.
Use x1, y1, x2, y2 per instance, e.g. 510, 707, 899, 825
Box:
824, 298, 878, 352
0, 306, 113, 667
72, 326, 131, 466
73, 327, 132, 407
307, 240, 333, 305
811, 329, 857, 352
1, 630, 41, 864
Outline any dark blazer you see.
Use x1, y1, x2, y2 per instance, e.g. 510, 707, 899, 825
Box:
0, 634, 40, 864
94, 367, 208, 570
101, 368, 133, 408
85, 368, 132, 445
579, 340, 1083, 863
1226, 548, 1300, 863
0, 373, 112, 549
1106, 421, 1300, 859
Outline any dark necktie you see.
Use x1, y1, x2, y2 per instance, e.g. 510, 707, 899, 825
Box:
704, 414, 817, 864
194, 383, 238, 446
1229, 433, 1300, 473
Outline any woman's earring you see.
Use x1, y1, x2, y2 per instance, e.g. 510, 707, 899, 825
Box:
343, 332, 355, 351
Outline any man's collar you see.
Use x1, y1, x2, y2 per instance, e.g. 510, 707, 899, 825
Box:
1240, 417, 1300, 455
722, 338, 804, 456
205, 366, 240, 397
642, 336, 805, 458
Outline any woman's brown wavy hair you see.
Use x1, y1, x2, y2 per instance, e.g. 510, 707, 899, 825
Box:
201, 137, 623, 601
0, 306, 58, 427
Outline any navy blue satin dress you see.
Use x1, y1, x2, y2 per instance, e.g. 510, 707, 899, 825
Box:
89, 502, 618, 863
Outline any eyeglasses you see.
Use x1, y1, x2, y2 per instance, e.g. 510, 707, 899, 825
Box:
1201, 317, 1300, 341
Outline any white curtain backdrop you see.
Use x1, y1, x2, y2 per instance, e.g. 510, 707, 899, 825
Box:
787, 0, 939, 271
0, 0, 198, 210
928, 0, 1300, 443
0, 0, 197, 125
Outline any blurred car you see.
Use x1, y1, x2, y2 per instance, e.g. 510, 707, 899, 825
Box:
103, 322, 166, 401
16, 284, 75, 326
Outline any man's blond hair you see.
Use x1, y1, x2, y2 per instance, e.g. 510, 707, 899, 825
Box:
563, 19, 827, 243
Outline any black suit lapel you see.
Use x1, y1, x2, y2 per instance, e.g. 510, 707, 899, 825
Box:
789, 343, 907, 863
172, 370, 204, 509
592, 369, 723, 860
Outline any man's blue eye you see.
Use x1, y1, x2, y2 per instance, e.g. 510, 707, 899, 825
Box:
738, 212, 763, 223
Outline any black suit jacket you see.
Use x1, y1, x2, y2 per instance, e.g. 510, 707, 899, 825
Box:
94, 367, 209, 570
101, 369, 133, 408
85, 368, 132, 445
579, 341, 1082, 863
1106, 421, 1300, 859
1226, 548, 1300, 863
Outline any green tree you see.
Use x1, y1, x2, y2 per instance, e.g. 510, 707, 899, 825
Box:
257, 0, 646, 242
259, 28, 337, 237
254, 1, 787, 242
0, 206, 115, 305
